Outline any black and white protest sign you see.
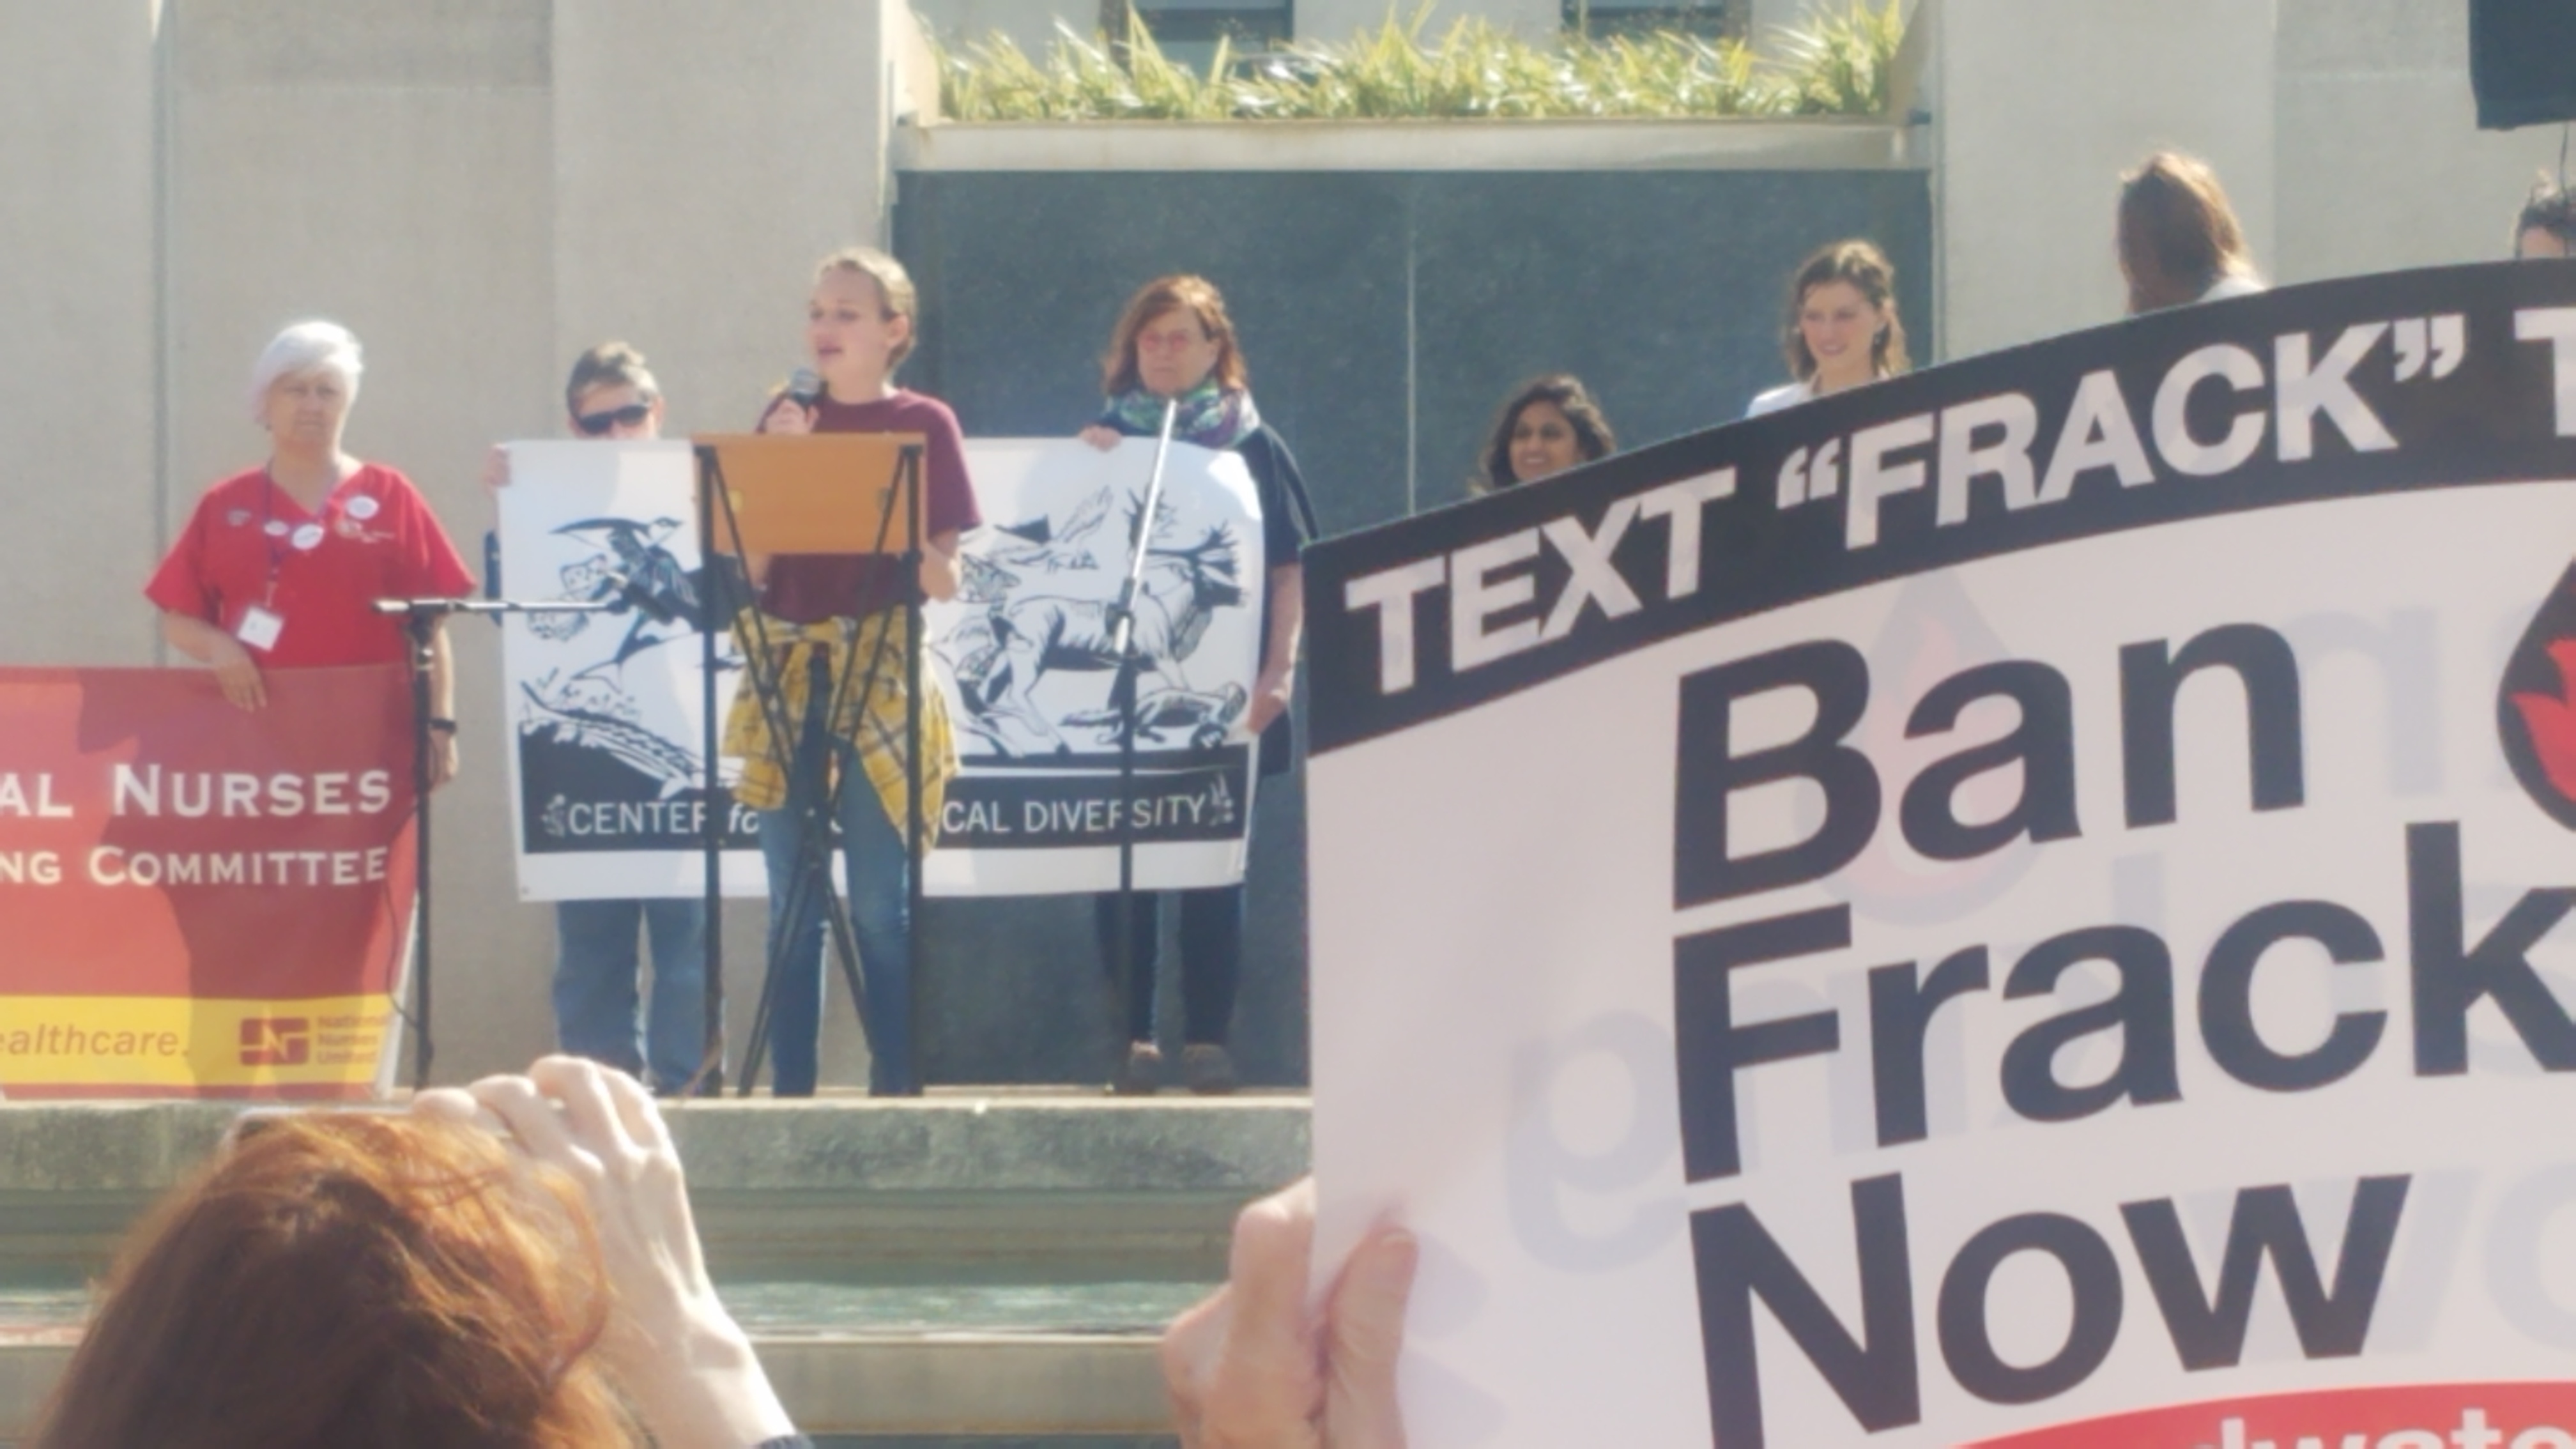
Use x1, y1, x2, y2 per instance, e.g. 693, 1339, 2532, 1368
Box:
923, 438, 1263, 896
1305, 264, 2576, 1446
496, 441, 761, 900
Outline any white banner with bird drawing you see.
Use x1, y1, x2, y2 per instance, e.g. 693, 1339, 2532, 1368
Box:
923, 437, 1264, 896
496, 440, 763, 901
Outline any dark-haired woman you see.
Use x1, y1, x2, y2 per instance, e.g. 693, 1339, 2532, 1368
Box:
1747, 240, 1911, 418
2117, 150, 2266, 313
1474, 374, 1615, 493
1080, 275, 1317, 1095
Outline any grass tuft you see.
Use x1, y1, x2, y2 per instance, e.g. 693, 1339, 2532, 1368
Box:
933, 0, 1905, 123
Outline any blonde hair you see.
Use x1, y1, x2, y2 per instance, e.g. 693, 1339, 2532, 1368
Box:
816, 247, 919, 369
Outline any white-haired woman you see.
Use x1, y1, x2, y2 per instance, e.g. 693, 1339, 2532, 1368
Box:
146, 321, 475, 785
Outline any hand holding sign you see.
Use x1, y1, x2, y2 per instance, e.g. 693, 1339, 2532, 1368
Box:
1303, 267, 2576, 1445
1163, 1177, 1418, 1449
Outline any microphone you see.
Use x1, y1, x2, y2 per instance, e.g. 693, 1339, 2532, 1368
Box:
785, 368, 824, 407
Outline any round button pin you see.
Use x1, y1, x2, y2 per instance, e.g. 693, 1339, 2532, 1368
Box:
264, 520, 289, 538
346, 494, 379, 521
291, 523, 325, 551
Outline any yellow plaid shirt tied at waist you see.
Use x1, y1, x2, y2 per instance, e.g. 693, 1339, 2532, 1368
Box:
720, 607, 956, 843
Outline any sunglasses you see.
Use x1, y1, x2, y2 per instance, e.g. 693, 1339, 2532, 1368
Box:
574, 402, 654, 436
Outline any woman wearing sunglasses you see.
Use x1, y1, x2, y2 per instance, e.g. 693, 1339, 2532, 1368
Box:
482, 343, 711, 1098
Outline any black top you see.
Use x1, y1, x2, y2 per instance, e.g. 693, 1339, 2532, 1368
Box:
1227, 425, 1322, 583
1105, 417, 1318, 775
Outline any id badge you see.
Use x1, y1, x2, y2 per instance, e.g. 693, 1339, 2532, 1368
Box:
235, 605, 285, 652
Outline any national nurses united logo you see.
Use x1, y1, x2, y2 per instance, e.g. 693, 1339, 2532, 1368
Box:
238, 1016, 310, 1067
2499, 557, 2576, 831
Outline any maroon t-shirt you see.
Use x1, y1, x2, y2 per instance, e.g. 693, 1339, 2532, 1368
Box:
758, 389, 982, 622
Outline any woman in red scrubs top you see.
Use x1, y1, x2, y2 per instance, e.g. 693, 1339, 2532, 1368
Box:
146, 321, 475, 785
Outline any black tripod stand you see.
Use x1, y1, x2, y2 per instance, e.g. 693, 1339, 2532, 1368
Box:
371, 595, 607, 1089
691, 436, 926, 1097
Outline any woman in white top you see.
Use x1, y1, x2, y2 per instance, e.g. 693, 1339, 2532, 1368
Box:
1745, 239, 1911, 418
2117, 150, 2267, 312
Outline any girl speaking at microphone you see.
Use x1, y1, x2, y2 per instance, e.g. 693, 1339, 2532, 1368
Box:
724, 248, 982, 1098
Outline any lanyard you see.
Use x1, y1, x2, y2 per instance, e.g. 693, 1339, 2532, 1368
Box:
259, 473, 291, 602
259, 470, 334, 604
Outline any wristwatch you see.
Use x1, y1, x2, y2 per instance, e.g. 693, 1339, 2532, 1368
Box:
427, 717, 458, 733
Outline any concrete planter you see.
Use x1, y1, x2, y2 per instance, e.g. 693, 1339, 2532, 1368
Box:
896, 114, 1919, 171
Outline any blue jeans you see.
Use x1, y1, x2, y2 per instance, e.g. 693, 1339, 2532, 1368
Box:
552, 898, 710, 1092
756, 723, 915, 1097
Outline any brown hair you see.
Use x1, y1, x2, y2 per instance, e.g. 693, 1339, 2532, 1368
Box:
31, 1114, 633, 1449
1782, 240, 1910, 383
1100, 274, 1250, 397
564, 341, 658, 417
818, 247, 921, 369
2117, 151, 2257, 314
2517, 176, 2576, 256
1477, 374, 1616, 493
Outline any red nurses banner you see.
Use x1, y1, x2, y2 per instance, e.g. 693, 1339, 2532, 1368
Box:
0, 664, 415, 1098
1302, 263, 2576, 1446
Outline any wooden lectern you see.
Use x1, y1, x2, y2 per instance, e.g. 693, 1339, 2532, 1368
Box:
688, 431, 927, 1096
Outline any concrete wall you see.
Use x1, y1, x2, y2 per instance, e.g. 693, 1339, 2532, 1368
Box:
1931, 0, 2278, 360
2273, 0, 2567, 281
553, 0, 914, 436
0, 0, 906, 1089
1929, 0, 2568, 361
0, 3, 162, 666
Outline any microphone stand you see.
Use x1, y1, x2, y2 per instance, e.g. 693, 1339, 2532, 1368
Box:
372, 596, 610, 1089
1105, 399, 1178, 1080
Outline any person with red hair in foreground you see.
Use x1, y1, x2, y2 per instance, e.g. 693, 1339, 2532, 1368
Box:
29, 1057, 801, 1449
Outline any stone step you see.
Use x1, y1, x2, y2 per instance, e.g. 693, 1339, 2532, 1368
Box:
0, 1089, 1311, 1278
1, 1332, 1172, 1440
0, 1090, 1307, 1440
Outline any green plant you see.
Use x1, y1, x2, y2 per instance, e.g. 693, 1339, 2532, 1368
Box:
1766, 0, 1903, 114
930, 0, 1905, 123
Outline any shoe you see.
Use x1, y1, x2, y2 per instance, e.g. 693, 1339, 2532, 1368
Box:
1111, 1041, 1163, 1096
1181, 1043, 1238, 1096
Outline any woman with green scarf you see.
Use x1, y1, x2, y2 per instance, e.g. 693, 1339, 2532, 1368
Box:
1081, 274, 1317, 1096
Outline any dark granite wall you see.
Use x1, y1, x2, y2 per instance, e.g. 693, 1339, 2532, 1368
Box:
896, 165, 1933, 1089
